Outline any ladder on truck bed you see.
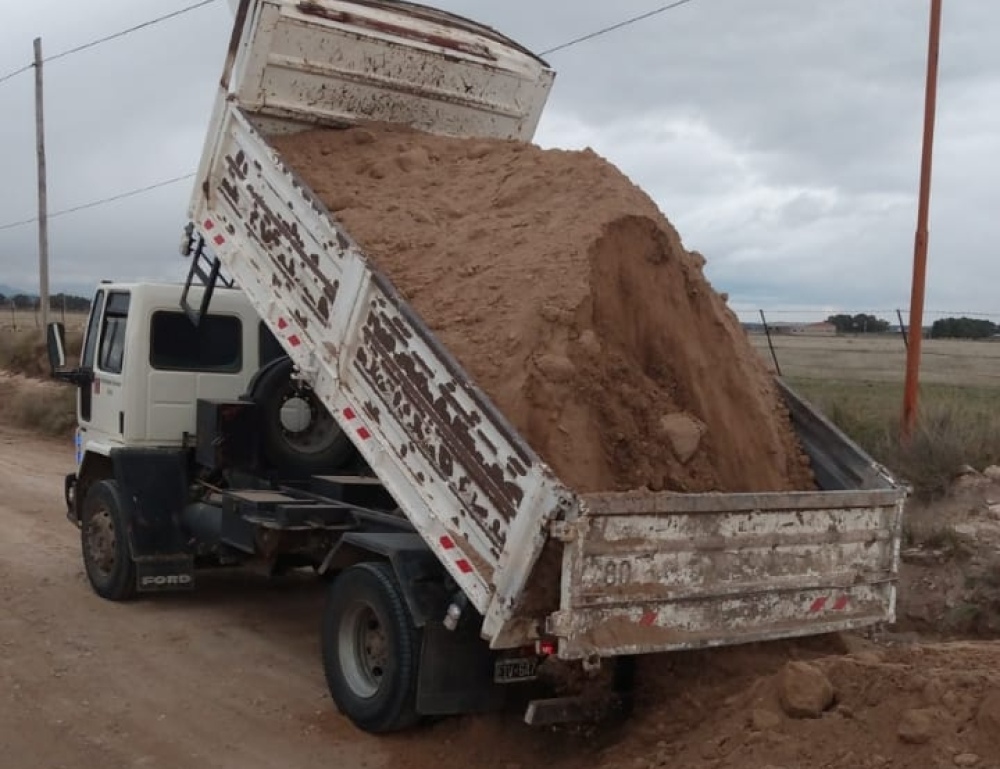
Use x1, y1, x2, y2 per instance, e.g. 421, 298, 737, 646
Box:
180, 224, 235, 326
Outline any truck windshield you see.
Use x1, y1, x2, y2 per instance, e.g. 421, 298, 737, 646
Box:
149, 311, 242, 373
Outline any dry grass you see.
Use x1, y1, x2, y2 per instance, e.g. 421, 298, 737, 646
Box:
0, 309, 89, 332
0, 328, 83, 378
752, 333, 1000, 387
751, 333, 1000, 498
0, 378, 76, 436
789, 378, 1000, 499
0, 328, 82, 436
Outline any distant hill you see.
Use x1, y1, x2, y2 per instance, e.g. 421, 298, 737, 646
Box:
0, 284, 26, 297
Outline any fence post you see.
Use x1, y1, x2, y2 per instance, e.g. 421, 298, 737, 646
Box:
760, 310, 783, 377
896, 309, 909, 351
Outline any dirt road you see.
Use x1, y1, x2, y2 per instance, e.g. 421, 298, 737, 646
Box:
0, 426, 390, 768
0, 425, 596, 769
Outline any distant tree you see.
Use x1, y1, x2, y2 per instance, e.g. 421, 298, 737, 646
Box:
49, 293, 91, 312
825, 313, 890, 334
11, 294, 36, 310
930, 317, 997, 340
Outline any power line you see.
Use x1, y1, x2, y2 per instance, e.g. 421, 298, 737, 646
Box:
0, 173, 195, 233
0, 0, 220, 87
0, 64, 32, 87
541, 0, 699, 56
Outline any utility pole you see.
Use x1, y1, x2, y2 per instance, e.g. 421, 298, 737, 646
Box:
902, 0, 943, 442
34, 37, 50, 333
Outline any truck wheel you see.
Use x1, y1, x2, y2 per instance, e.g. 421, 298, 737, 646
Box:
81, 480, 136, 601
252, 358, 354, 475
321, 562, 421, 733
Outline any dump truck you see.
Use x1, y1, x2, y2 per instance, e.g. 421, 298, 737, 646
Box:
48, 0, 906, 734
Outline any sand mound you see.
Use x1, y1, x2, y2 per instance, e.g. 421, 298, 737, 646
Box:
601, 641, 1000, 769
273, 125, 813, 493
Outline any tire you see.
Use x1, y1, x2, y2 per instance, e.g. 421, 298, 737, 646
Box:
251, 358, 355, 475
321, 562, 422, 733
81, 480, 137, 601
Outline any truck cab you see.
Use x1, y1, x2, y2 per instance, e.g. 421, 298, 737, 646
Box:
76, 283, 271, 451
54, 281, 349, 521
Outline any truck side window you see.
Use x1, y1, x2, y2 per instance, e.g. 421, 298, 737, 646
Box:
98, 292, 130, 375
81, 290, 106, 370
259, 321, 285, 366
150, 312, 242, 372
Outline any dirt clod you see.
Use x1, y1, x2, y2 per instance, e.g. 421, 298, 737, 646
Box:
897, 708, 935, 744
659, 413, 706, 464
976, 689, 1000, 739
750, 708, 783, 731
778, 661, 835, 719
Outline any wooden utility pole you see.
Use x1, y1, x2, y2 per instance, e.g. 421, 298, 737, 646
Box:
902, 0, 943, 441
34, 37, 50, 333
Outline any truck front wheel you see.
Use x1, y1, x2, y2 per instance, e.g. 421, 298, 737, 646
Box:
321, 562, 421, 733
81, 480, 136, 601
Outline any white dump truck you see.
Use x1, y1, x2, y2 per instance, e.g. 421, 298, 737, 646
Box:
48, 0, 905, 734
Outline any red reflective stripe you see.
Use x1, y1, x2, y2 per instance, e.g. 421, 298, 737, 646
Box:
343, 408, 357, 420
439, 536, 455, 550
833, 596, 850, 611
455, 559, 473, 574
203, 219, 214, 230
213, 234, 225, 246
810, 597, 828, 613
357, 427, 371, 441
277, 318, 288, 330
288, 335, 301, 348
640, 611, 658, 627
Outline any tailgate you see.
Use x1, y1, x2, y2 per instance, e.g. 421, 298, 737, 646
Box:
549, 488, 904, 659
226, 0, 554, 140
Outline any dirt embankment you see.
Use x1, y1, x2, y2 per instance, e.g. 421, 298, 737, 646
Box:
273, 125, 813, 495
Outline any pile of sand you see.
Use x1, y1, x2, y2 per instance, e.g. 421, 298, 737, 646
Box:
597, 640, 1000, 769
380, 639, 1000, 769
273, 125, 813, 494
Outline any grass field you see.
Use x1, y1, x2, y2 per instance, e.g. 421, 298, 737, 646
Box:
751, 333, 1000, 387
750, 333, 1000, 497
0, 309, 89, 332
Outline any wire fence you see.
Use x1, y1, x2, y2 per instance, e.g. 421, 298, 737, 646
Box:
0, 298, 89, 331
745, 309, 1000, 388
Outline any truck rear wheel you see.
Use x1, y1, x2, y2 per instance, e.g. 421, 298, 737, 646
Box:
321, 562, 421, 733
81, 480, 136, 601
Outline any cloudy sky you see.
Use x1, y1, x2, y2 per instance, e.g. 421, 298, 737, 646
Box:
0, 0, 997, 322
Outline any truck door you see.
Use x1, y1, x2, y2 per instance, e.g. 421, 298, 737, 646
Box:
83, 290, 131, 446
77, 289, 105, 425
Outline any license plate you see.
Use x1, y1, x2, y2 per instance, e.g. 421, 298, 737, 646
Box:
494, 656, 538, 684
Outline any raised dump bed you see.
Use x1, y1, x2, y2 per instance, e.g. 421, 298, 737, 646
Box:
189, 0, 905, 657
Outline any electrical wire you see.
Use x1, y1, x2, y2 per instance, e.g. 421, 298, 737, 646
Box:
0, 63, 32, 87
0, 173, 195, 232
0, 0, 701, 228
0, 0, 221, 86
541, 0, 698, 56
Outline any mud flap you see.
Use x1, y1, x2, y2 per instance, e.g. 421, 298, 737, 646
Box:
135, 555, 196, 593
110, 448, 194, 592
415, 623, 509, 716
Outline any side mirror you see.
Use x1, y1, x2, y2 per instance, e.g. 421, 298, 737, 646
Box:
47, 322, 67, 372
47, 323, 91, 387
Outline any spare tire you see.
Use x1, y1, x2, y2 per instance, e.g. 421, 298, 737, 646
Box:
251, 357, 355, 475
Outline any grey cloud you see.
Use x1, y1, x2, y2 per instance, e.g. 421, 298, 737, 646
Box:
0, 0, 997, 322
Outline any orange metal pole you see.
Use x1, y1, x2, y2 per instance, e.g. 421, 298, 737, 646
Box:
902, 0, 943, 442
